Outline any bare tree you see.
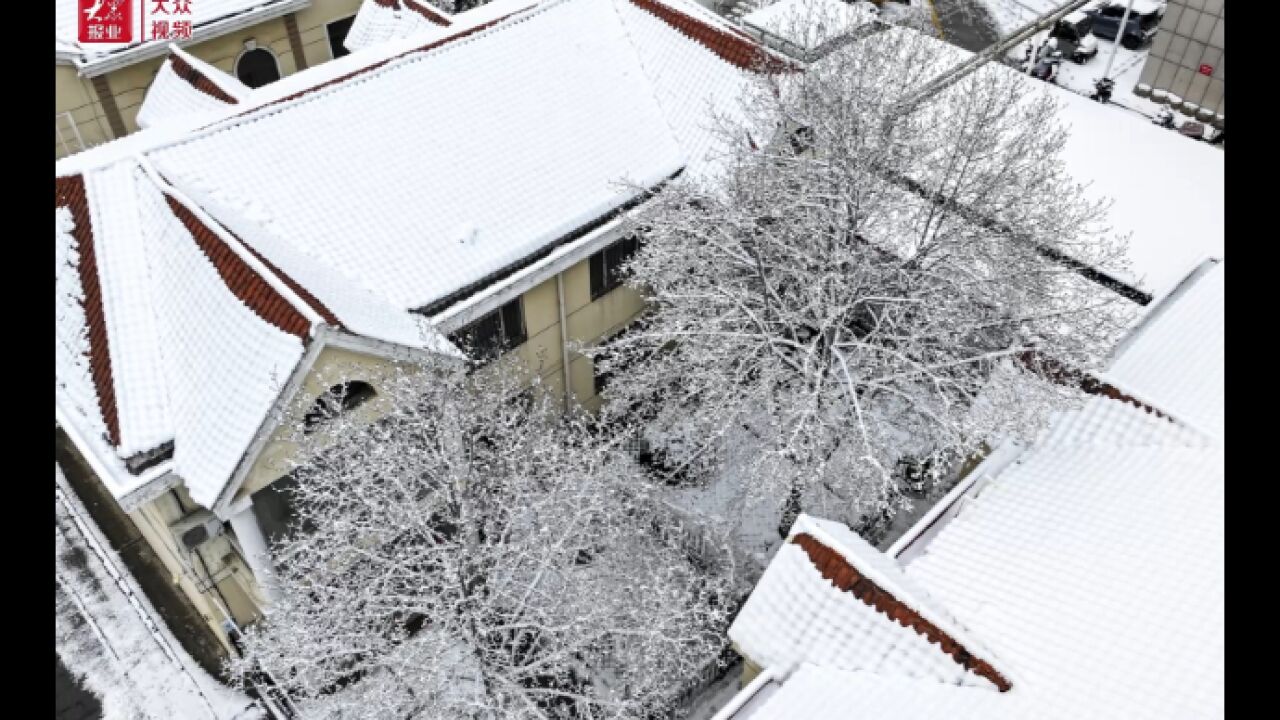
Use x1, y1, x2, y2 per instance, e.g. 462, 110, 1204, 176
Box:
230, 362, 735, 720
593, 22, 1134, 534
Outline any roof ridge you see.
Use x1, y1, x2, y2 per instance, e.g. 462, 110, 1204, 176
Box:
56, 174, 122, 448
626, 0, 797, 72
137, 163, 330, 337
192, 2, 540, 134
791, 528, 1012, 692
167, 45, 246, 104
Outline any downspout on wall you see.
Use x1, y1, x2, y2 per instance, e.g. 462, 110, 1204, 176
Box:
556, 271, 573, 414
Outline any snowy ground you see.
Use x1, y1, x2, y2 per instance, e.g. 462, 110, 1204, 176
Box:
55, 465, 263, 720
979, 0, 1219, 139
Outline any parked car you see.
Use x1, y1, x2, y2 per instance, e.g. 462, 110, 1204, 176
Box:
1047, 11, 1099, 63
1086, 0, 1163, 50
1009, 12, 1098, 68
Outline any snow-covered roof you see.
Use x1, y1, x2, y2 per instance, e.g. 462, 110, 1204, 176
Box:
56, 0, 311, 76
55, 164, 450, 510
345, 0, 456, 53
56, 0, 783, 510
150, 0, 691, 312
1101, 259, 1224, 440
742, 0, 878, 52
729, 514, 1011, 691
720, 261, 1224, 719
135, 46, 248, 130
849, 27, 1223, 300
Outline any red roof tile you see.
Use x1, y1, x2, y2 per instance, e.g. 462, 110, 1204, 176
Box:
57, 175, 122, 448
792, 532, 1013, 692
163, 194, 317, 339
629, 0, 796, 72
169, 54, 240, 105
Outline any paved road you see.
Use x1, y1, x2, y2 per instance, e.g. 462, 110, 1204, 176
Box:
931, 0, 1001, 53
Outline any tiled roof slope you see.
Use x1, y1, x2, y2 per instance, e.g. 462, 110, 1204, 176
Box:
56, 155, 454, 507
136, 47, 247, 130
55, 164, 311, 506
346, 0, 456, 53
56, 0, 773, 507
614, 0, 781, 183
56, 176, 121, 448
729, 514, 1009, 691
345, 0, 455, 52
148, 0, 690, 311
846, 27, 1222, 300
723, 263, 1224, 719
1102, 260, 1224, 440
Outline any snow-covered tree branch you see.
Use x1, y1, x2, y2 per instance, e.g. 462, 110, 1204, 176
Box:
592, 22, 1135, 533
230, 362, 735, 719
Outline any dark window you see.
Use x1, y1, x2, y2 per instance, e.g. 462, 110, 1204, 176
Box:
450, 298, 527, 361
303, 381, 376, 434
327, 16, 356, 59
235, 48, 281, 88
589, 235, 641, 300
593, 359, 614, 397
250, 476, 311, 550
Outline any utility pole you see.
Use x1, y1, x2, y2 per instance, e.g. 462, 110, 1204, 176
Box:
886, 0, 1092, 124
1100, 0, 1137, 81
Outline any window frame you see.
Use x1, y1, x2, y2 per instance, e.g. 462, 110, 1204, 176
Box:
302, 381, 377, 435
450, 297, 528, 362
234, 46, 282, 88
589, 234, 641, 301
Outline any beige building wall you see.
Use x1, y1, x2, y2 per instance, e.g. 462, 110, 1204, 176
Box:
211, 247, 647, 631
128, 484, 264, 655
237, 248, 647, 507
56, 0, 364, 158
1138, 0, 1224, 116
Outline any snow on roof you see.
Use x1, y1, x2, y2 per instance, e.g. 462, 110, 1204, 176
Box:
57, 0, 309, 74
722, 262, 1223, 719
135, 46, 247, 130
56, 0, 778, 507
345, 0, 455, 54
614, 0, 778, 183
729, 513, 1010, 691
56, 159, 454, 508
850, 27, 1222, 300
742, 0, 878, 52
1101, 260, 1224, 440
1050, 89, 1222, 298
146, 0, 693, 311
730, 440, 1224, 718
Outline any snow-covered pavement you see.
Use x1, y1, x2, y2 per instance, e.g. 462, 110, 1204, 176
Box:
980, 0, 1218, 138
55, 465, 263, 720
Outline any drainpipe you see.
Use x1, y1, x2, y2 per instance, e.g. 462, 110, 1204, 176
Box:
556, 272, 573, 414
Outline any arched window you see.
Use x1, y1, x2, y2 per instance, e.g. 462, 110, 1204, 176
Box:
235, 46, 281, 89
302, 381, 377, 434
